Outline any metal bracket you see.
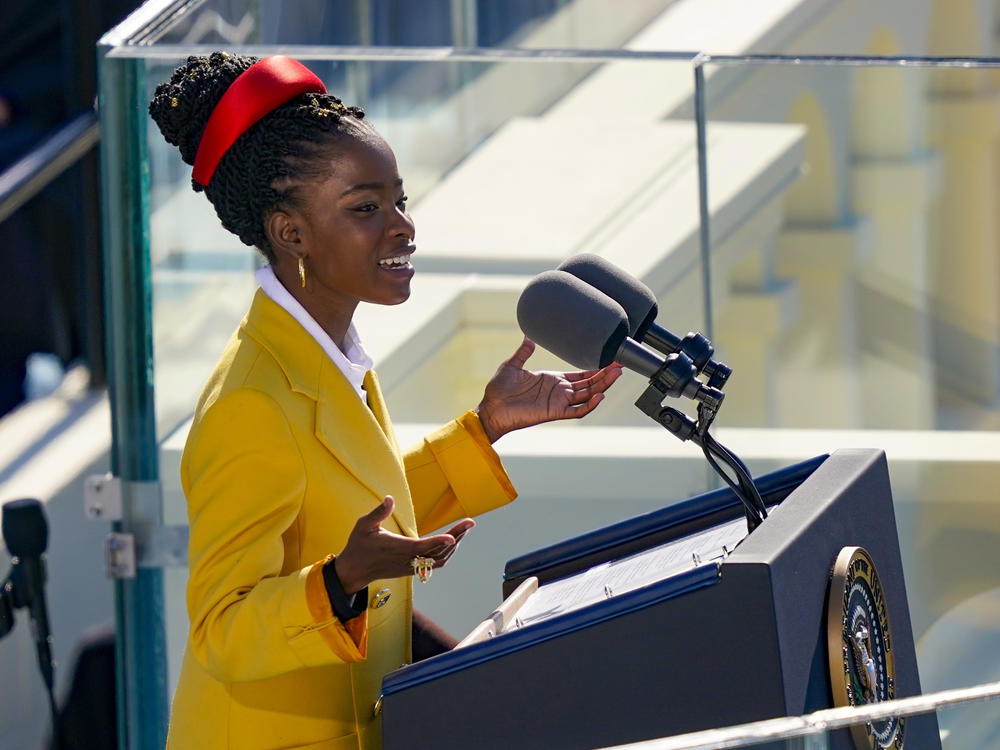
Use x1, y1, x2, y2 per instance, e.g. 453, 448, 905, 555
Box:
88, 474, 189, 578
84, 473, 123, 521
102, 524, 190, 579
105, 532, 136, 578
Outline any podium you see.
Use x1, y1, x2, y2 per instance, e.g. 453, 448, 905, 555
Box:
380, 449, 939, 749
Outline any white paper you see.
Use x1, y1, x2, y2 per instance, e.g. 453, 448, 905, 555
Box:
508, 515, 748, 630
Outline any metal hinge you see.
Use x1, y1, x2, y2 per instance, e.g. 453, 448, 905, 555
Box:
83, 473, 123, 520
102, 525, 189, 579
84, 474, 189, 579
105, 532, 136, 578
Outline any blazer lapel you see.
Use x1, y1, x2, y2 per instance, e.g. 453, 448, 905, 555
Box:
242, 290, 417, 537
363, 371, 416, 535
363, 370, 398, 452
314, 359, 416, 537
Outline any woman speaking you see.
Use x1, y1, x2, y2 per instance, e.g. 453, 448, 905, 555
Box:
148, 52, 621, 750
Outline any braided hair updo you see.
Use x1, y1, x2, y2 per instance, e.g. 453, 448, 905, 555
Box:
148, 52, 373, 262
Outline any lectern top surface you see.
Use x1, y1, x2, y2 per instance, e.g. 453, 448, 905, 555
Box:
504, 454, 828, 582
507, 513, 747, 630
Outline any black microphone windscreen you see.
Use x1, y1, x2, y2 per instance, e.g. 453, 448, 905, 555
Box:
558, 253, 658, 337
517, 270, 629, 369
2, 498, 48, 558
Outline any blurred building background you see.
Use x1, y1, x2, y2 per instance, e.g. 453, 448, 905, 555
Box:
3, 0, 1000, 748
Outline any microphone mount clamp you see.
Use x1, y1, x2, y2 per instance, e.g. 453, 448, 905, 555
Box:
631, 349, 724, 440
642, 328, 732, 390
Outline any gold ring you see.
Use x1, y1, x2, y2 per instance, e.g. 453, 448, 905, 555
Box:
410, 555, 434, 583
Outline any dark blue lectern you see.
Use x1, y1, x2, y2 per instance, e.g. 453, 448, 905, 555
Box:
380, 450, 939, 750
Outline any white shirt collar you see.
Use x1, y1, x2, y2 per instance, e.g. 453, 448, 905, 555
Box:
255, 265, 373, 401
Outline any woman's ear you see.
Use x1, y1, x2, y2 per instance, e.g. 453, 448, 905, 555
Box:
266, 209, 302, 263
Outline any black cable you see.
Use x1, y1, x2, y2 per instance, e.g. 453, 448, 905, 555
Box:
45, 676, 59, 749
704, 433, 767, 528
693, 403, 762, 516
636, 379, 765, 533
704, 433, 768, 520
0, 576, 14, 639
690, 400, 765, 532
714, 441, 765, 523
700, 438, 763, 532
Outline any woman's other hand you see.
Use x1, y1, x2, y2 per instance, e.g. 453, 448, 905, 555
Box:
475, 338, 622, 443
334, 496, 475, 595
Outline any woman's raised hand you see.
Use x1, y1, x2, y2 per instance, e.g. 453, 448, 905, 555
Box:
475, 338, 622, 443
334, 496, 475, 595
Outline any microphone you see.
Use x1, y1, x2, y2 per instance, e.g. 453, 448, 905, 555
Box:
518, 270, 765, 532
2, 498, 55, 691
516, 270, 722, 406
557, 253, 731, 389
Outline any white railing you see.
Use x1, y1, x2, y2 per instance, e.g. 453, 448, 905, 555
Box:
598, 680, 1000, 750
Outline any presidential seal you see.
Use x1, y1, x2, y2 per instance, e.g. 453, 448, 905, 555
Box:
826, 546, 904, 750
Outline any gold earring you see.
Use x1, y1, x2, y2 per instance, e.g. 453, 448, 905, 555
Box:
298, 257, 306, 288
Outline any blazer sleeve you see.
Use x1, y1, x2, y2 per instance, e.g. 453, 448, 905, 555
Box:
182, 389, 367, 683
404, 410, 517, 535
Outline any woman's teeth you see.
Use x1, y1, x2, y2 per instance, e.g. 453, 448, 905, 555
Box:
378, 255, 411, 268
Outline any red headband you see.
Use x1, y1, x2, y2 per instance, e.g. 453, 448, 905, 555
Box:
192, 55, 326, 186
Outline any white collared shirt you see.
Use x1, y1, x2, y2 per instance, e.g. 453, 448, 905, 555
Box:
255, 265, 373, 402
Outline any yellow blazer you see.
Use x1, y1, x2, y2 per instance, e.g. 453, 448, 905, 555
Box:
166, 290, 516, 750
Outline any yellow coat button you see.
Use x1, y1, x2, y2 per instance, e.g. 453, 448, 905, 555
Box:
370, 588, 391, 609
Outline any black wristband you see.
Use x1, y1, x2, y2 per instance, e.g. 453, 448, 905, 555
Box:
322, 558, 367, 622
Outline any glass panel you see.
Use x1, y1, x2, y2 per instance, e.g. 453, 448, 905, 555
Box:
123, 0, 678, 49
120, 0, 1000, 58
144, 53, 702, 430
702, 59, 1000, 433
140, 48, 701, 677
934, 687, 1000, 749
699, 56, 1000, 719
98, 51, 169, 750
